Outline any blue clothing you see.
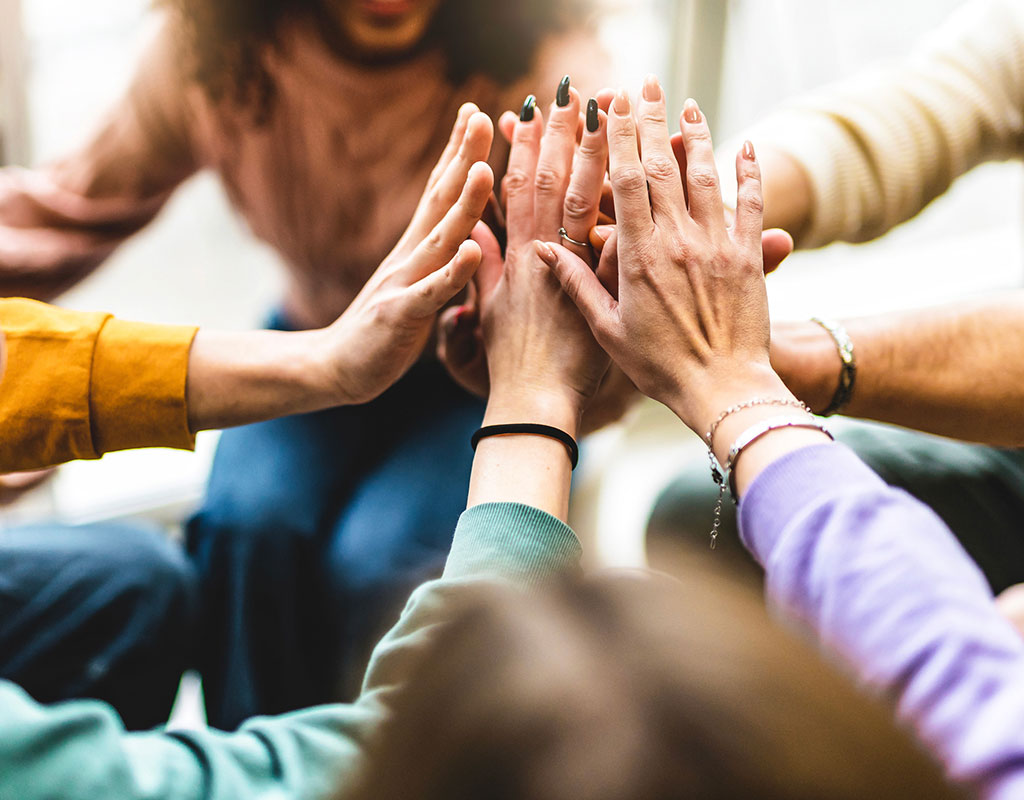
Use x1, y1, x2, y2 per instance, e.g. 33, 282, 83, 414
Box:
186, 336, 485, 729
0, 522, 198, 730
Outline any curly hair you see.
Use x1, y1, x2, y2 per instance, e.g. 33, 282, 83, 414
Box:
159, 0, 591, 116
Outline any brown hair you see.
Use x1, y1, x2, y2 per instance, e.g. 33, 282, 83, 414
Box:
345, 548, 961, 800
159, 0, 591, 116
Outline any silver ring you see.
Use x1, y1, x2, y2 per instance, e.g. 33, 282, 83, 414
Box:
558, 227, 590, 248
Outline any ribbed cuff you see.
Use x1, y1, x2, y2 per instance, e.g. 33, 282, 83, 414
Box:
738, 443, 885, 566
444, 502, 582, 589
89, 318, 198, 455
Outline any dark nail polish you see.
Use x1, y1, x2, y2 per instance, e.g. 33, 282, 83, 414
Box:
556, 75, 571, 107
586, 98, 599, 133
520, 94, 537, 122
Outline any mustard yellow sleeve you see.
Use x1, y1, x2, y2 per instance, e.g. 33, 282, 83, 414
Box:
0, 298, 198, 472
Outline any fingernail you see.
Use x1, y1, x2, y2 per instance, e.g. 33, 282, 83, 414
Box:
612, 89, 631, 116
535, 240, 557, 265
586, 98, 599, 133
683, 98, 701, 124
520, 94, 537, 122
742, 140, 756, 161
593, 225, 614, 243
556, 75, 571, 108
642, 74, 661, 102
453, 305, 472, 326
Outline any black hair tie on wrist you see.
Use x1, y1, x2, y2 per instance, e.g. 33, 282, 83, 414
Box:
471, 424, 579, 470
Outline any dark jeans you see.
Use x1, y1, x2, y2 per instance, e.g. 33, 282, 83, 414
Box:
0, 522, 198, 730
648, 420, 1024, 593
186, 346, 485, 730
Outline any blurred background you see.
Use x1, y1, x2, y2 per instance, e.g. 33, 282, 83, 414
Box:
0, 0, 1020, 558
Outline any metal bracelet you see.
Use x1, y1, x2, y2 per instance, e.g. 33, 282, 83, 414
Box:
723, 415, 834, 498
811, 317, 857, 417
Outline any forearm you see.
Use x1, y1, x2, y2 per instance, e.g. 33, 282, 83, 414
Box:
773, 294, 1024, 445
467, 390, 582, 522
740, 444, 1024, 795
185, 328, 343, 432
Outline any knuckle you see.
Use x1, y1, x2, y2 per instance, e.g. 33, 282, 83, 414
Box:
737, 186, 764, 215
611, 166, 647, 194
687, 167, 719, 192
503, 168, 532, 196
643, 155, 679, 184
534, 166, 564, 195
577, 140, 604, 160
562, 189, 593, 222
423, 227, 447, 254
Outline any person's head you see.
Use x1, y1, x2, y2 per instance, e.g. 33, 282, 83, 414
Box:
162, 0, 591, 112
346, 549, 960, 800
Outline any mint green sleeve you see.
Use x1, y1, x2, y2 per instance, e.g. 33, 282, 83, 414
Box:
0, 502, 580, 800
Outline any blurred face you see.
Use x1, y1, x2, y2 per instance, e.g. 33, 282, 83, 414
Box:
332, 0, 445, 57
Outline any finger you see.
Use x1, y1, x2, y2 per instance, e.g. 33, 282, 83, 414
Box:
409, 111, 494, 244
536, 240, 619, 344
561, 97, 609, 264
762, 228, 794, 276
505, 95, 544, 251
535, 78, 582, 239
406, 161, 493, 278
404, 239, 482, 318
679, 98, 726, 233
589, 223, 614, 254
606, 89, 655, 243
426, 102, 477, 192
498, 110, 518, 145
470, 220, 503, 298
594, 228, 619, 299
669, 132, 689, 209
596, 88, 615, 114
636, 75, 687, 225
731, 141, 764, 252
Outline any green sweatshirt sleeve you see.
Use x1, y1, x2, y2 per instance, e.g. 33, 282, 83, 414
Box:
0, 502, 580, 800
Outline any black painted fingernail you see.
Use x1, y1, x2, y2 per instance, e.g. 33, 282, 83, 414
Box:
556, 75, 571, 107
520, 94, 537, 122
586, 98, 599, 133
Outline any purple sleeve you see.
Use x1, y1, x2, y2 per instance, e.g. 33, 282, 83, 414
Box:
739, 443, 1024, 799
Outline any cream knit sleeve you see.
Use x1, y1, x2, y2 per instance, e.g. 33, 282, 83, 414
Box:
740, 0, 1024, 248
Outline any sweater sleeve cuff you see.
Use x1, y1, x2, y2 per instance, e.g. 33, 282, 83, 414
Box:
444, 502, 582, 589
89, 318, 199, 455
738, 443, 886, 566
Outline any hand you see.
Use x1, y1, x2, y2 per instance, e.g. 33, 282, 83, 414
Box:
322, 104, 496, 405
478, 84, 611, 437
539, 78, 786, 437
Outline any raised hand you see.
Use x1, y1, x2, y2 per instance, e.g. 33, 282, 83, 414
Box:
539, 77, 788, 438
322, 104, 496, 405
476, 81, 611, 437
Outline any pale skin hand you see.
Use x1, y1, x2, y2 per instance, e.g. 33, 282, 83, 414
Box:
540, 77, 829, 498
466, 88, 611, 521
186, 105, 495, 432
772, 292, 1024, 446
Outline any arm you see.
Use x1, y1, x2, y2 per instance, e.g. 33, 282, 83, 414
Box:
771, 292, 1024, 445
0, 105, 497, 472
0, 18, 197, 299
739, 0, 1024, 247
544, 78, 1024, 795
739, 443, 1024, 799
0, 500, 580, 800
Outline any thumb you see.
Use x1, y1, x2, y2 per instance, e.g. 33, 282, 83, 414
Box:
535, 240, 618, 337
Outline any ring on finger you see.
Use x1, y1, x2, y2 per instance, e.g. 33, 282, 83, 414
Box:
558, 227, 590, 248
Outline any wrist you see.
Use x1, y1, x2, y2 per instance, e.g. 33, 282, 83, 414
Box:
770, 320, 841, 413
484, 386, 585, 440
667, 362, 793, 438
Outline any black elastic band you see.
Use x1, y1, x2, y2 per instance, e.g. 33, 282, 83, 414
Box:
471, 424, 579, 469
